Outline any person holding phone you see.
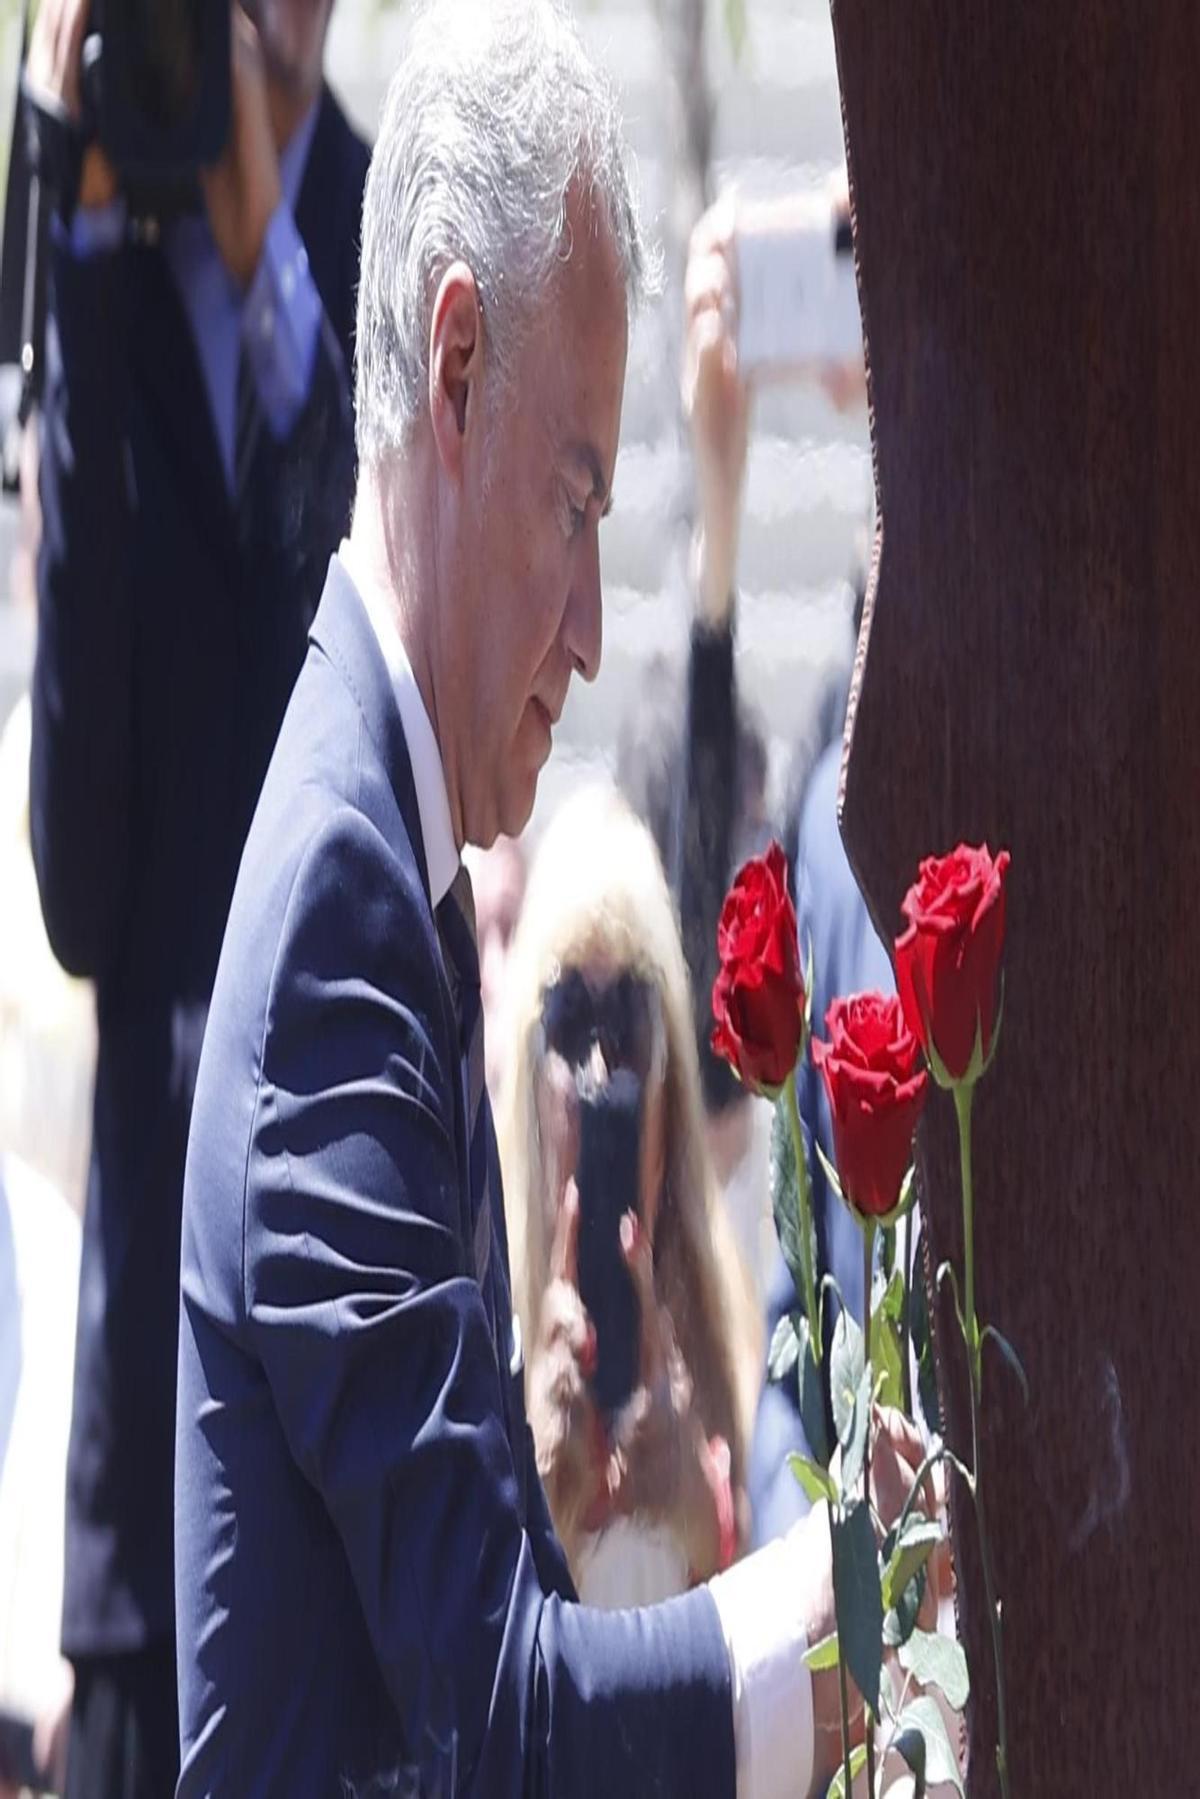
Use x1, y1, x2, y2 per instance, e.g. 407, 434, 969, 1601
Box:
23, 2, 368, 1793
498, 785, 763, 1602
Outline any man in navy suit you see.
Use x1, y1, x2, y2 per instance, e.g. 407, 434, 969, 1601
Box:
173, 4, 931, 1791
26, 1, 368, 1792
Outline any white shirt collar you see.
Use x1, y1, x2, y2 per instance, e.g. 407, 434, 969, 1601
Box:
337, 542, 460, 909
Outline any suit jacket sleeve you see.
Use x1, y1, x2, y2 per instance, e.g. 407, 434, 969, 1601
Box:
30, 238, 137, 980
245, 808, 736, 1796
30, 235, 355, 982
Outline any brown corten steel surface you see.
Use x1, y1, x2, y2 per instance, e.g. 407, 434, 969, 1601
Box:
830, 2, 1200, 1791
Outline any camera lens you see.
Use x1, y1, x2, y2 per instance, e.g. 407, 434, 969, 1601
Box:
119, 0, 204, 131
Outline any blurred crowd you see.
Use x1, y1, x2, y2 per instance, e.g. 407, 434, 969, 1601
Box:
0, 1, 937, 1795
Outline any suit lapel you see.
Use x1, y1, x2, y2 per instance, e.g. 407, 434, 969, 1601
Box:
310, 562, 527, 1468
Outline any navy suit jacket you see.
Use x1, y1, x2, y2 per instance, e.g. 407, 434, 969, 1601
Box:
175, 558, 735, 1796
30, 89, 370, 1656
749, 739, 894, 1548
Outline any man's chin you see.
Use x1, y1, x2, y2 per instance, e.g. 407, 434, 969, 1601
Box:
465, 772, 537, 854
499, 775, 538, 844
499, 758, 542, 842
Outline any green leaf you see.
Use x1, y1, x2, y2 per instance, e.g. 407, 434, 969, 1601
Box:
883, 1562, 927, 1649
981, 1323, 1031, 1406
826, 1742, 869, 1799
840, 1366, 874, 1500
767, 1311, 801, 1383
831, 1306, 864, 1446
787, 1451, 837, 1507
832, 1499, 884, 1723
898, 1629, 970, 1712
881, 1516, 942, 1614
879, 1265, 905, 1326
892, 1696, 964, 1795
880, 1508, 941, 1650
936, 1258, 965, 1338
802, 1630, 841, 1673
770, 1100, 814, 1317
797, 1320, 831, 1469
873, 1271, 905, 1413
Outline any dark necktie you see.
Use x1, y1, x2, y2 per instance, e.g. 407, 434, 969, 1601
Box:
435, 865, 493, 1288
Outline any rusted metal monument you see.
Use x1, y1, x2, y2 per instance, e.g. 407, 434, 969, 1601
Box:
832, 2, 1200, 1790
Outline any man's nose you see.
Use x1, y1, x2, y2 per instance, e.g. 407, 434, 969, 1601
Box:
564, 535, 603, 684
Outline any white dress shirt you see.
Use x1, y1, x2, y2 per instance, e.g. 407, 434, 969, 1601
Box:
341, 541, 458, 911
339, 544, 818, 1799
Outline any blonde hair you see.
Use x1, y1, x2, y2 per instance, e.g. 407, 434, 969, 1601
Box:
497, 784, 762, 1513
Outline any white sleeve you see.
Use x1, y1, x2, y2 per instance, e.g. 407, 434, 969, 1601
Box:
708, 1506, 827, 1799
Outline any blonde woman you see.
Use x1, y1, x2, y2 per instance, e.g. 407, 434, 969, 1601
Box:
498, 785, 762, 1608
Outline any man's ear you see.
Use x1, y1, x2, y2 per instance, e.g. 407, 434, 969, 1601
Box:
428, 262, 482, 478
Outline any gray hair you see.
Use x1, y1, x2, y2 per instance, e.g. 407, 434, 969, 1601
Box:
355, 0, 653, 465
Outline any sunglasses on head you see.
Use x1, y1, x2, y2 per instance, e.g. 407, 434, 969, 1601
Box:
539, 966, 662, 1084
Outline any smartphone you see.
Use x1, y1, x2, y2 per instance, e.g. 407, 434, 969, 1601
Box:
575, 1069, 642, 1419
735, 192, 862, 377
0, 1708, 43, 1792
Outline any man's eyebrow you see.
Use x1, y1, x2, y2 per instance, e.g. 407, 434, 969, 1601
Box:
569, 442, 615, 518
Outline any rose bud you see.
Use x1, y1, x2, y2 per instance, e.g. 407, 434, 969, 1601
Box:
711, 841, 806, 1098
812, 991, 929, 1222
894, 842, 1011, 1087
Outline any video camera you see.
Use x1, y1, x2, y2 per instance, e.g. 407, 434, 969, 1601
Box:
0, 0, 233, 492
74, 0, 232, 208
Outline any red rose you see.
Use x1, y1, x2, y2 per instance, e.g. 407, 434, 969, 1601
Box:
812, 992, 929, 1220
894, 843, 1011, 1084
711, 842, 806, 1096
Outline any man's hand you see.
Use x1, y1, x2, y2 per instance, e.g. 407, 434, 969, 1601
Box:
201, 6, 282, 289
25, 0, 118, 209
607, 1214, 722, 1577
681, 198, 750, 629
526, 1184, 610, 1563
801, 1407, 949, 1789
817, 175, 868, 414
775, 1505, 868, 1791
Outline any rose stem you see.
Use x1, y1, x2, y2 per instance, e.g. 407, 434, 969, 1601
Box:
785, 1078, 821, 1366
828, 1500, 855, 1799
862, 1217, 877, 1798
955, 1083, 979, 1366
953, 1081, 1011, 1799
